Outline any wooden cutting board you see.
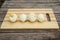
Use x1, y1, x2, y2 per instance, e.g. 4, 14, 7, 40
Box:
1, 8, 59, 29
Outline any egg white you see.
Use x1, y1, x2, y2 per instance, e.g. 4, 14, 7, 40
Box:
19, 14, 27, 22
28, 13, 36, 22
9, 14, 17, 22
37, 13, 45, 22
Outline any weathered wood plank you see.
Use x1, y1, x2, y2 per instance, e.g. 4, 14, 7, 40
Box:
5, 0, 59, 2
0, 33, 59, 40
1, 0, 60, 13
0, 22, 2, 27
0, 0, 5, 8
0, 13, 6, 21
2, 2, 60, 7
1, 0, 60, 8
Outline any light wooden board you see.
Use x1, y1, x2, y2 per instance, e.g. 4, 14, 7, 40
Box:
1, 8, 59, 29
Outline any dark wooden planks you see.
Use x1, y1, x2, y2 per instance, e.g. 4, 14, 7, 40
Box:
0, 13, 6, 21
2, 1, 60, 8
0, 31, 60, 40
0, 0, 5, 8
4, 0, 59, 2
0, 22, 2, 28
1, 0, 60, 13
0, 33, 59, 40
0, 8, 8, 22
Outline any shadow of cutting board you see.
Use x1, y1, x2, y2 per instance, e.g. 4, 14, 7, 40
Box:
1, 8, 59, 29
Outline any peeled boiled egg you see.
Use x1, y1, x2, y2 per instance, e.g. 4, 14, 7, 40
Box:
9, 13, 17, 22
37, 13, 45, 22
19, 14, 27, 22
28, 13, 36, 22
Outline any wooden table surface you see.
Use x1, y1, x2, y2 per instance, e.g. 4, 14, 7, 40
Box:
0, 0, 60, 40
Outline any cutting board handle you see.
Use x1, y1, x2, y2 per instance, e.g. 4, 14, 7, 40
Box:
46, 13, 51, 21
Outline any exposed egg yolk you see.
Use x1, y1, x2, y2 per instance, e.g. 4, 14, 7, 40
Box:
9, 13, 14, 17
